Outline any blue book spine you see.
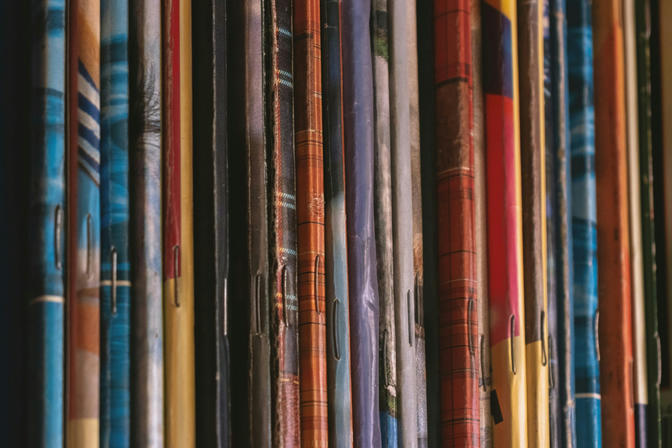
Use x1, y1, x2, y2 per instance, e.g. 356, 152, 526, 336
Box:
28, 0, 66, 446
567, 0, 602, 444
100, 0, 131, 446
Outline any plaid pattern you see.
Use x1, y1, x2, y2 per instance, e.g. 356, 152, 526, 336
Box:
567, 0, 601, 443
592, 0, 635, 444
294, 0, 328, 442
269, 0, 301, 443
67, 0, 102, 445
434, 0, 480, 444
29, 0, 67, 444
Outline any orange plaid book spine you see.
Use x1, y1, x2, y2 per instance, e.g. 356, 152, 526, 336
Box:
294, 0, 329, 444
434, 0, 480, 444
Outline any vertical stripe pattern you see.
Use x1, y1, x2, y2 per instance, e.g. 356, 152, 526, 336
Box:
68, 0, 102, 445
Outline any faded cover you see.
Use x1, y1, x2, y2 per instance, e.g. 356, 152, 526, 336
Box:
518, 0, 550, 442
67, 0, 101, 445
100, 0, 131, 444
192, 0, 230, 444
28, 0, 66, 445
372, 0, 398, 443
592, 0, 636, 444
624, 0, 649, 444
407, 1, 429, 444
567, 0, 599, 443
319, 0, 354, 445
266, 0, 301, 443
341, 0, 382, 444
389, 0, 418, 443
543, 0, 560, 443
128, 0, 164, 445
162, 0, 196, 445
471, 0, 493, 444
482, 0, 529, 445
434, 0, 480, 444
635, 0, 662, 443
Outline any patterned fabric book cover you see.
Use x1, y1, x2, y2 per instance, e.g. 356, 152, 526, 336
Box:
100, 0, 131, 444
319, 0, 354, 444
518, 0, 550, 442
593, 0, 635, 444
406, 1, 429, 444
28, 0, 66, 445
567, 0, 600, 442
162, 0, 196, 445
635, 0, 662, 443
128, 0, 164, 445
543, 0, 561, 443
267, 0, 301, 443
294, 0, 328, 442
471, 0, 492, 444
192, 0, 230, 444
389, 0, 418, 443
67, 0, 101, 445
624, 0, 650, 443
372, 0, 398, 442
482, 0, 529, 445
434, 0, 480, 444
341, 0, 382, 443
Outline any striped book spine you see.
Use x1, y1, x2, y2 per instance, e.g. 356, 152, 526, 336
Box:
518, 0, 550, 441
100, 0, 131, 444
319, 0, 354, 444
434, 0, 480, 445
482, 0, 529, 444
28, 0, 66, 445
567, 0, 600, 442
162, 0, 196, 445
294, 0, 329, 441
68, 0, 101, 445
269, 0, 301, 442
593, 0, 635, 444
128, 0, 164, 445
